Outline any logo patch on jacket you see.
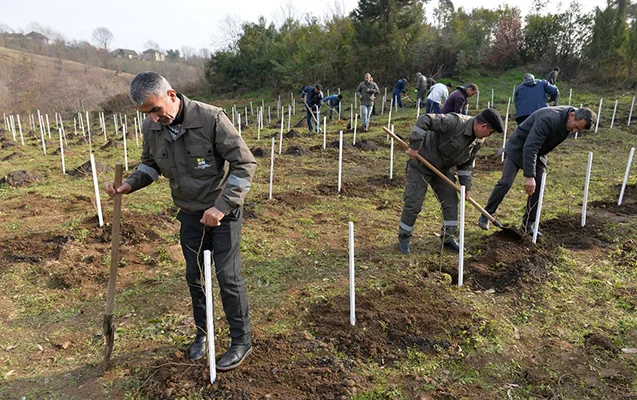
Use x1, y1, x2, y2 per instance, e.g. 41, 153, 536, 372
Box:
195, 157, 212, 170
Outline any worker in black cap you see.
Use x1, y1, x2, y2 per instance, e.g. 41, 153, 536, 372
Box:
478, 106, 596, 237
397, 108, 504, 254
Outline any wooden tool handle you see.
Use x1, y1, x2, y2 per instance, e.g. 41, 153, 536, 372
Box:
302, 98, 320, 125
383, 127, 499, 225
105, 163, 123, 316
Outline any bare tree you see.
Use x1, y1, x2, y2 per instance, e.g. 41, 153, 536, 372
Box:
199, 48, 211, 59
92, 27, 114, 51
0, 23, 13, 33
181, 45, 196, 60
143, 40, 161, 51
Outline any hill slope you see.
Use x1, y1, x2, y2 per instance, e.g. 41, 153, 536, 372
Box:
0, 46, 134, 115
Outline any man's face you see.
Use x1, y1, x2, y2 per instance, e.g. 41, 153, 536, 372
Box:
474, 122, 495, 139
364, 75, 371, 83
467, 88, 477, 97
139, 90, 179, 125
567, 112, 587, 133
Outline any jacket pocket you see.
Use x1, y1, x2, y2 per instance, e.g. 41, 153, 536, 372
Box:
185, 145, 217, 179
150, 145, 172, 178
438, 137, 461, 157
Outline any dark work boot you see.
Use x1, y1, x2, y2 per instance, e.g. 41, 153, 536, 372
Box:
189, 335, 206, 361
217, 343, 253, 371
477, 215, 490, 230
443, 237, 460, 253
398, 238, 411, 254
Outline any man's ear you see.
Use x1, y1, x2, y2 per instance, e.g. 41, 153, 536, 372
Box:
167, 89, 177, 102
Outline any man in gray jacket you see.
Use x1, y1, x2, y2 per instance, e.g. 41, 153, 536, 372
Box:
105, 72, 257, 371
398, 109, 504, 254
356, 73, 380, 131
478, 106, 596, 236
415, 72, 428, 107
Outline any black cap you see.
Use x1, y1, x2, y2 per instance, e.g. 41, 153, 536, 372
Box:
315, 83, 323, 91
479, 108, 504, 133
446, 82, 453, 88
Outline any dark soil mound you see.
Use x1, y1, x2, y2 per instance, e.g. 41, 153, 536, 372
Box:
100, 139, 124, 149
283, 129, 299, 138
309, 281, 474, 364
250, 146, 266, 157
590, 183, 637, 215
285, 145, 308, 156
68, 160, 110, 177
0, 170, 41, 187
354, 139, 378, 151
474, 154, 505, 172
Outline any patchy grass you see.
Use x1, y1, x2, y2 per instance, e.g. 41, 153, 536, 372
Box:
1, 74, 637, 399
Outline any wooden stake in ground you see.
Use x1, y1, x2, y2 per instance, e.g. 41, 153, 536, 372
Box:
103, 163, 123, 371
568, 88, 572, 106
611, 100, 618, 129
502, 98, 511, 162
323, 117, 327, 150
582, 152, 593, 227
389, 125, 394, 180
476, 90, 480, 110
203, 250, 217, 384
349, 221, 355, 326
338, 130, 343, 193
90, 154, 104, 227
628, 96, 635, 126
595, 98, 602, 133
618, 147, 635, 206
16, 115, 24, 145
458, 185, 466, 287
532, 172, 547, 244
353, 114, 357, 145
269, 137, 275, 200
58, 127, 66, 175
491, 89, 494, 110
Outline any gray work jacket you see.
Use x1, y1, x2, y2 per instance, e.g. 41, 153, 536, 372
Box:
126, 95, 257, 214
408, 113, 482, 190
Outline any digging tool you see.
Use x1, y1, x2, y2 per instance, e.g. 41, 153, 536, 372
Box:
103, 163, 123, 370
301, 97, 320, 127
383, 127, 521, 239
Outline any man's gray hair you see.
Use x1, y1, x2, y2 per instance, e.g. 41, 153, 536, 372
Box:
129, 71, 173, 106
364, 73, 371, 78
575, 107, 597, 130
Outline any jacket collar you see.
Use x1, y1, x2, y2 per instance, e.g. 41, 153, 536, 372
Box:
148, 94, 204, 133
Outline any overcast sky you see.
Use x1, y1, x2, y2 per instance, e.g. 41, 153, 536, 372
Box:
2, 0, 606, 53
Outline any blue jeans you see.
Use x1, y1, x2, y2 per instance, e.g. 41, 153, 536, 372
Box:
306, 109, 317, 131
393, 91, 403, 108
360, 105, 372, 128
425, 99, 441, 114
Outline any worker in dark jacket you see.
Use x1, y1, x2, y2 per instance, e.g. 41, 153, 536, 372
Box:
105, 72, 257, 371
514, 73, 559, 124
441, 84, 479, 114
545, 67, 560, 106
392, 77, 409, 108
478, 106, 596, 236
301, 84, 323, 132
397, 109, 504, 254
322, 94, 343, 119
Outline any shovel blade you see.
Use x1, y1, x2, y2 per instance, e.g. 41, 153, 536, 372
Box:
103, 314, 114, 370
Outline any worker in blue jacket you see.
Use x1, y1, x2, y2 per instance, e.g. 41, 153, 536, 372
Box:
392, 77, 409, 108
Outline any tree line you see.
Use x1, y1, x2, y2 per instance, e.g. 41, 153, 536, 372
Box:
205, 0, 637, 93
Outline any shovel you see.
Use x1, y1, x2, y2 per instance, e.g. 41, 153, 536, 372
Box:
103, 163, 123, 370
302, 97, 320, 127
384, 127, 521, 239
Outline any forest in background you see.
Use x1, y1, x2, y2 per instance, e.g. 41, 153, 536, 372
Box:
205, 0, 637, 93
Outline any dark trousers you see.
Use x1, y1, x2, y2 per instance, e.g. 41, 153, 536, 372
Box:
305, 109, 316, 131
426, 99, 441, 114
393, 91, 403, 108
483, 157, 547, 229
178, 208, 251, 346
398, 159, 458, 242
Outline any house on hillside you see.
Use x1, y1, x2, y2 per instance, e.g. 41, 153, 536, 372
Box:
110, 48, 139, 59
142, 49, 165, 62
25, 31, 48, 44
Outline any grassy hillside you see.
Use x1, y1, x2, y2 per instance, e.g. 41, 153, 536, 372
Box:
0, 71, 636, 399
